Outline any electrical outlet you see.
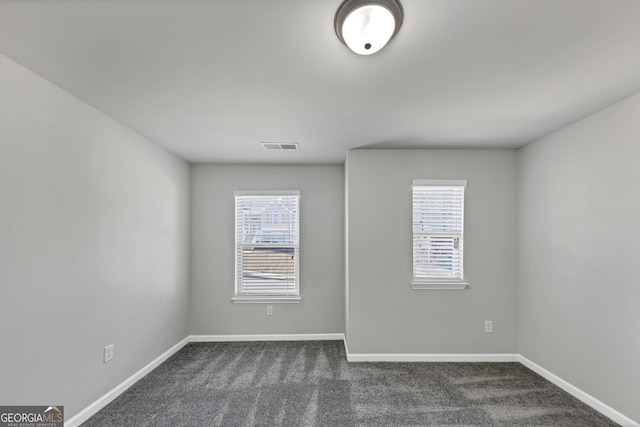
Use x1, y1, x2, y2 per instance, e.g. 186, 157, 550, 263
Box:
104, 344, 114, 363
484, 321, 493, 333
266, 305, 273, 316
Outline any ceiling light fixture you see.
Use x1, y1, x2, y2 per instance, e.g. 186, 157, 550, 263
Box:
335, 0, 403, 55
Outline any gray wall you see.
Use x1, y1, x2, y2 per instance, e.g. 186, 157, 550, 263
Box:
346, 149, 518, 354
0, 54, 190, 418
189, 164, 344, 335
518, 93, 640, 422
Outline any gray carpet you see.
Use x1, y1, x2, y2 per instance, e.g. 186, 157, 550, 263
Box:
82, 340, 618, 426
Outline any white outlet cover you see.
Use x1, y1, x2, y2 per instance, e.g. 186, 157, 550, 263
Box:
484, 321, 493, 333
104, 344, 114, 363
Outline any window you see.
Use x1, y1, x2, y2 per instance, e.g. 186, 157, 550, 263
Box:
412, 180, 468, 289
233, 191, 300, 302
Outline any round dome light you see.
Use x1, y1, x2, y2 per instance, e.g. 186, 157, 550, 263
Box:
335, 0, 404, 55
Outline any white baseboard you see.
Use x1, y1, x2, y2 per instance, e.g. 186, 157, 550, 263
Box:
64, 336, 190, 427
346, 353, 518, 362
189, 333, 345, 342
518, 355, 639, 427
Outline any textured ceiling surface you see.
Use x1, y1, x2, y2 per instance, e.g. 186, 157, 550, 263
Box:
2, 0, 640, 164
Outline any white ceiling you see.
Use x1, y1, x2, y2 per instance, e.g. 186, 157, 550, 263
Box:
1, 0, 640, 164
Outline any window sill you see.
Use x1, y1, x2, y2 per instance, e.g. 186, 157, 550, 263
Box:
412, 282, 470, 290
231, 296, 301, 304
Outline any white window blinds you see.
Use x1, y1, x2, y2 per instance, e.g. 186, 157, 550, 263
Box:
234, 191, 300, 299
412, 180, 466, 284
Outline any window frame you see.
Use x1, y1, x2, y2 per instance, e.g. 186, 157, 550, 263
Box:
232, 190, 301, 303
411, 179, 469, 290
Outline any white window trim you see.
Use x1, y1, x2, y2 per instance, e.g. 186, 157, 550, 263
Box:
232, 190, 301, 303
411, 282, 470, 290
412, 179, 468, 187
412, 179, 470, 290
234, 189, 301, 197
231, 296, 301, 304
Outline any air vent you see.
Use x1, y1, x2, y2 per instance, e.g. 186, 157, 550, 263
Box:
261, 142, 299, 151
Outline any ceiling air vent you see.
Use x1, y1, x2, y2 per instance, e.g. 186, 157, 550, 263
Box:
261, 142, 299, 151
